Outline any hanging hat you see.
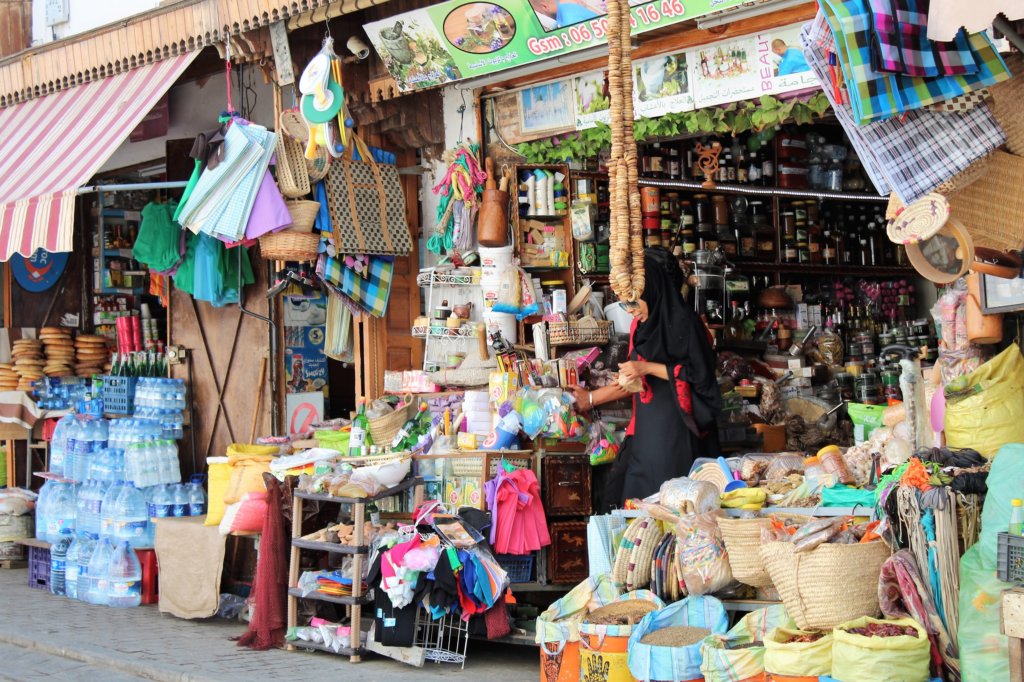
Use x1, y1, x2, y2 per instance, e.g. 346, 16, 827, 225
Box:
886, 193, 949, 245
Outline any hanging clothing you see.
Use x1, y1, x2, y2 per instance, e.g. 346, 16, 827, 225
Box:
133, 201, 184, 273
173, 231, 255, 306
609, 248, 722, 506
484, 467, 551, 555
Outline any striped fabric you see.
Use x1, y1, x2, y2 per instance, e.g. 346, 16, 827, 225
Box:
0, 52, 198, 262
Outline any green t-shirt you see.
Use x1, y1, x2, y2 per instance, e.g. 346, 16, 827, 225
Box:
133, 201, 183, 273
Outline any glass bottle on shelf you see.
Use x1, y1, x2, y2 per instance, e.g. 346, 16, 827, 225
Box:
725, 301, 745, 341
822, 228, 837, 265
761, 153, 775, 186
724, 152, 736, 182
668, 145, 681, 180
782, 229, 798, 264
747, 151, 761, 186
718, 225, 738, 258
650, 143, 664, 178
717, 151, 730, 183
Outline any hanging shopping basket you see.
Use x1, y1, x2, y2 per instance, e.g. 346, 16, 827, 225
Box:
258, 229, 320, 262
274, 87, 312, 198
285, 200, 320, 233
717, 517, 773, 588
280, 108, 310, 142
306, 144, 331, 182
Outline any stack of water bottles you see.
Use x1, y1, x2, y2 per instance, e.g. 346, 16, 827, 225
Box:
133, 378, 185, 440
33, 376, 89, 410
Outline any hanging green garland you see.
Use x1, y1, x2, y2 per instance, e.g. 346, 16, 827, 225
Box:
517, 92, 831, 165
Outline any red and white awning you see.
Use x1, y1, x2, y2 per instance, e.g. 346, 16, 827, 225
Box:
0, 52, 198, 262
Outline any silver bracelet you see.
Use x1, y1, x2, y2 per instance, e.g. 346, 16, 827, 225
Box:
588, 391, 594, 409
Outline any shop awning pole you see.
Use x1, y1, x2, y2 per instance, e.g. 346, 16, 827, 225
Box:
77, 181, 189, 195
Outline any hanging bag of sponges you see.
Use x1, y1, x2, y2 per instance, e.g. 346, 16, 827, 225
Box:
606, 0, 645, 304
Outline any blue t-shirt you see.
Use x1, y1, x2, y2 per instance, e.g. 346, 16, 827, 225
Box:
777, 48, 810, 76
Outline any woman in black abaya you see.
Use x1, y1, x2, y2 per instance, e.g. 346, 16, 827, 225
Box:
571, 247, 721, 506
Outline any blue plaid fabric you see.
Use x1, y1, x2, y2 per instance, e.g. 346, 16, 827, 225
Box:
342, 256, 394, 318
802, 15, 1006, 203
819, 0, 1010, 124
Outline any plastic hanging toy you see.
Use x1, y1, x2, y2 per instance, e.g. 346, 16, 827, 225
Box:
299, 33, 353, 160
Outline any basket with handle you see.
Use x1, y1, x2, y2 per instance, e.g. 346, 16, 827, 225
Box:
760, 540, 890, 630
548, 319, 612, 346
284, 199, 320, 233
367, 396, 414, 447
717, 516, 773, 588
274, 86, 311, 198
258, 230, 320, 262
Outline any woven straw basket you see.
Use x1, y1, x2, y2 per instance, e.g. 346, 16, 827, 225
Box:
258, 229, 320, 262
718, 517, 773, 588
306, 145, 331, 182
990, 53, 1024, 156
548, 319, 612, 347
276, 133, 311, 198
368, 400, 413, 448
947, 150, 1024, 251
285, 200, 320, 234
760, 540, 889, 630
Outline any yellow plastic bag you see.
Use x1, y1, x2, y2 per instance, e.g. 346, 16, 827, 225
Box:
223, 444, 278, 504
700, 605, 794, 682
763, 627, 833, 678
944, 344, 1024, 458
204, 457, 231, 526
831, 617, 929, 682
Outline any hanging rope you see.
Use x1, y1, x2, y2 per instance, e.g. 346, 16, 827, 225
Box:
606, 0, 644, 303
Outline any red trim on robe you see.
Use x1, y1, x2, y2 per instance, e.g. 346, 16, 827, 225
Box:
673, 364, 693, 415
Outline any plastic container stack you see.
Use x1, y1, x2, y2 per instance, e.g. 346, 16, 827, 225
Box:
133, 378, 186, 440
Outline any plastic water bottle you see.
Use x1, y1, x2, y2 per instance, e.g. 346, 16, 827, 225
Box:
65, 535, 84, 599
50, 529, 73, 596
106, 541, 142, 608
35, 480, 54, 541
73, 536, 96, 602
113, 483, 152, 549
188, 477, 207, 517
46, 482, 76, 542
49, 414, 76, 476
85, 538, 115, 605
171, 484, 188, 517
99, 482, 125, 540
149, 485, 172, 519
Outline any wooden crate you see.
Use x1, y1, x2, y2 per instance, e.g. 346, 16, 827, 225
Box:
547, 521, 587, 585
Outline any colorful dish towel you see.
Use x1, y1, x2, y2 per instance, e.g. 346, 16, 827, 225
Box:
801, 14, 1006, 204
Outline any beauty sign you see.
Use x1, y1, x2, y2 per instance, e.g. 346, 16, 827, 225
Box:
364, 0, 747, 92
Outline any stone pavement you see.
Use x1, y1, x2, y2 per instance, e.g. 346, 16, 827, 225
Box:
0, 569, 537, 681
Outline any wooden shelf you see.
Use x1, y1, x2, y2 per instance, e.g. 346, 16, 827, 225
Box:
288, 587, 371, 606
738, 262, 916, 277
637, 176, 889, 203
294, 476, 420, 505
291, 538, 368, 555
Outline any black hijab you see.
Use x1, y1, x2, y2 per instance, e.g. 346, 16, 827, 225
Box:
632, 247, 722, 426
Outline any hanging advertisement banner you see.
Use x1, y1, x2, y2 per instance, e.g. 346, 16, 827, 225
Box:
364, 0, 747, 92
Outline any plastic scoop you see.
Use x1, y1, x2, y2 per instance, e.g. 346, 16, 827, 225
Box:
718, 456, 748, 491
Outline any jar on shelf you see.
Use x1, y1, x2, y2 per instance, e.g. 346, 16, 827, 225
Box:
711, 195, 729, 226
778, 163, 809, 189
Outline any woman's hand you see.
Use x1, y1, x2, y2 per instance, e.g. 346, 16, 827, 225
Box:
617, 361, 648, 383
567, 384, 593, 411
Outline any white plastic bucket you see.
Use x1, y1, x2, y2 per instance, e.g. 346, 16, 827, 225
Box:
481, 267, 502, 309
604, 303, 634, 335
483, 311, 517, 344
479, 245, 514, 268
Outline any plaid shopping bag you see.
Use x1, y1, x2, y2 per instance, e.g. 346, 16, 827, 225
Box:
341, 256, 394, 318
802, 16, 1006, 203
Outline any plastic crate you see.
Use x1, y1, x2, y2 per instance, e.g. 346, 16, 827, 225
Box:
102, 375, 137, 415
997, 532, 1024, 584
28, 546, 50, 590
496, 554, 534, 583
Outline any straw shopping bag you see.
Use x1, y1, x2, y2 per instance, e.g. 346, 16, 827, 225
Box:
274, 87, 311, 198
760, 540, 889, 630
717, 516, 773, 588
323, 134, 413, 256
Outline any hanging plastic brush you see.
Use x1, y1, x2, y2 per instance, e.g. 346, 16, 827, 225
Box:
428, 141, 486, 255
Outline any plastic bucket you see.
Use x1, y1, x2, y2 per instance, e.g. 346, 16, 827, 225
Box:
579, 631, 632, 682
539, 639, 579, 682
484, 311, 517, 344
480, 245, 514, 268
481, 267, 503, 310
604, 303, 634, 335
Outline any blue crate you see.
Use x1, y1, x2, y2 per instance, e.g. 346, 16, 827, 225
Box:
496, 554, 534, 583
102, 375, 137, 415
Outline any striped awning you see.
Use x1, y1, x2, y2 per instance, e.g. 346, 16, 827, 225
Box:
0, 52, 198, 262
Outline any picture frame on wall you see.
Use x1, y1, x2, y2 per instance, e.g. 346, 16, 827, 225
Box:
518, 80, 575, 135
980, 273, 1024, 314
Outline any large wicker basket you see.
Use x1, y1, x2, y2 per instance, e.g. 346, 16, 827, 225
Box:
258, 229, 320, 262
760, 540, 889, 630
368, 400, 413, 448
285, 200, 320, 233
548, 319, 612, 347
718, 517, 773, 588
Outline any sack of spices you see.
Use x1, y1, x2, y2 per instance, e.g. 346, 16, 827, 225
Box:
627, 595, 729, 682
830, 616, 929, 682
763, 627, 833, 680
674, 510, 733, 595
700, 605, 794, 682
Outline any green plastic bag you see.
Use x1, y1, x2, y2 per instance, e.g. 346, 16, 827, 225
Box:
821, 484, 875, 509
846, 403, 886, 444
944, 343, 1024, 458
831, 617, 929, 682
764, 627, 833, 677
700, 604, 794, 682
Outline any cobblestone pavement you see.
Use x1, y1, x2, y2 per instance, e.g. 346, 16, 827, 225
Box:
0, 569, 537, 681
